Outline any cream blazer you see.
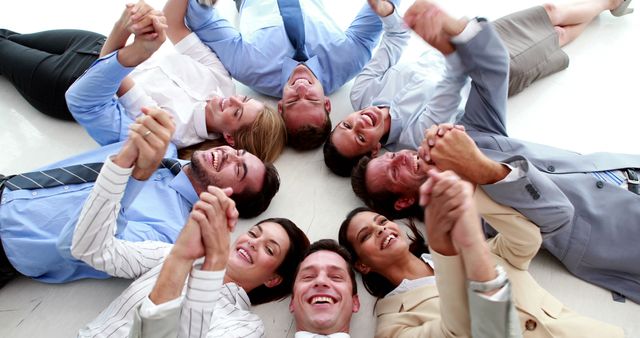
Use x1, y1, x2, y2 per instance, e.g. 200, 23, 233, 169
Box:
374, 189, 624, 338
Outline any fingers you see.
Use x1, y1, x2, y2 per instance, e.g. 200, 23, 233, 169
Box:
207, 186, 239, 230
141, 107, 175, 137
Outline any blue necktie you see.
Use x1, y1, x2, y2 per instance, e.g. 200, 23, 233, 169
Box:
277, 0, 309, 62
2, 159, 181, 191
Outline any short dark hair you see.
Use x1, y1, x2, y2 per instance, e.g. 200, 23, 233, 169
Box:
247, 218, 311, 305
286, 109, 332, 151
338, 207, 429, 298
351, 156, 423, 220
297, 239, 358, 295
233, 163, 280, 218
323, 130, 370, 177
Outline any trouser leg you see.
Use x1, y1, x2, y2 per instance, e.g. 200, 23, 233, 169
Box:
0, 29, 105, 120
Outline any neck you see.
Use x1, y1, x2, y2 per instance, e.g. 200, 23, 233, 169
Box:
181, 165, 205, 195
383, 252, 433, 286
223, 270, 259, 293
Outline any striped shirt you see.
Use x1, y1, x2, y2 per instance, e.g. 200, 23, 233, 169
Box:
71, 158, 264, 337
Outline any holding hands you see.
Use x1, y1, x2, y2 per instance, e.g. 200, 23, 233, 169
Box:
368, 0, 395, 17
114, 107, 176, 180
403, 0, 467, 55
418, 124, 509, 185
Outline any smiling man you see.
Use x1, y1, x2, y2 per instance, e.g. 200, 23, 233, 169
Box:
0, 13, 280, 287
183, 0, 401, 150
290, 239, 360, 337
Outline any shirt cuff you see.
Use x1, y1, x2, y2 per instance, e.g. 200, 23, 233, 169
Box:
139, 295, 183, 319
478, 281, 510, 301
187, 264, 225, 304
193, 101, 213, 139
92, 51, 135, 83
99, 156, 134, 194
496, 163, 521, 183
380, 7, 403, 30
173, 32, 200, 54
450, 18, 483, 44
118, 84, 145, 111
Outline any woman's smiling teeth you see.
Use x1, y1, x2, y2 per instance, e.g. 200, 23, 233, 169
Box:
381, 234, 397, 250
237, 248, 253, 264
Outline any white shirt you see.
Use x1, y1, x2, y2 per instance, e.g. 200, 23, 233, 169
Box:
119, 33, 235, 148
71, 158, 263, 338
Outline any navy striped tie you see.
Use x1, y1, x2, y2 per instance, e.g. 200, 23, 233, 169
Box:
2, 158, 181, 191
277, 0, 309, 62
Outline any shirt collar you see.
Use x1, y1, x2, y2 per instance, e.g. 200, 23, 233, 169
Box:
169, 166, 199, 206
385, 105, 403, 147
281, 56, 323, 95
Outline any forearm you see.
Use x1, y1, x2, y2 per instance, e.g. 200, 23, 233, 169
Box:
70, 157, 170, 278
149, 253, 194, 304
102, 20, 131, 57
350, 10, 410, 109
164, 0, 191, 44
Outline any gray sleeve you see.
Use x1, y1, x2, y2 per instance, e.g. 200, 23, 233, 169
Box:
468, 283, 522, 338
481, 156, 575, 237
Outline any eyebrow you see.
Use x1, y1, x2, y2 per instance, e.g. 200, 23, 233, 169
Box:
240, 150, 248, 181
255, 224, 282, 252
238, 97, 250, 120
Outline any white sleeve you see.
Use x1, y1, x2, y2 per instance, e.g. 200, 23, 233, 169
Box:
70, 157, 172, 279
349, 10, 411, 110
118, 83, 159, 120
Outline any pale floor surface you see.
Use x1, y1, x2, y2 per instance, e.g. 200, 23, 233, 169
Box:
1, 0, 639, 337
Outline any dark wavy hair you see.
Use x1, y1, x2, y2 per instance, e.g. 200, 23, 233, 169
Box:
285, 108, 332, 151
296, 239, 358, 296
247, 218, 311, 305
338, 207, 429, 298
233, 163, 280, 218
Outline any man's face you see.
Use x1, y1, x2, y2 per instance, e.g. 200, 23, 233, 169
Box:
366, 150, 432, 201
205, 95, 264, 135
290, 251, 359, 335
190, 146, 265, 194
280, 64, 330, 132
331, 106, 387, 158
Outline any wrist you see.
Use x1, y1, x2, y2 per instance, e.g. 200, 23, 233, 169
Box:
117, 44, 151, 67
380, 2, 394, 17
201, 254, 227, 271
112, 153, 135, 169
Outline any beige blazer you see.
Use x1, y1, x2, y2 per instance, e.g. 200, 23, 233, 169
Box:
374, 189, 624, 338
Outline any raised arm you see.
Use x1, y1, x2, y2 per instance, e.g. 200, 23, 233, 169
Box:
350, 0, 411, 110
70, 107, 176, 279
164, 0, 192, 44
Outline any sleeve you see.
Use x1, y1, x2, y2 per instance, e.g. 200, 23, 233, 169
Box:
480, 156, 574, 240
349, 10, 411, 110
455, 21, 510, 137
65, 51, 136, 145
118, 83, 158, 121
185, 0, 262, 85
70, 156, 172, 279
174, 32, 232, 82
375, 252, 470, 338
467, 282, 521, 338
474, 188, 543, 270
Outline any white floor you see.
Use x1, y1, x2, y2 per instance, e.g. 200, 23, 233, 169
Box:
1, 0, 639, 337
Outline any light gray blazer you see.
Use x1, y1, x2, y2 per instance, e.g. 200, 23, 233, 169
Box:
453, 21, 640, 303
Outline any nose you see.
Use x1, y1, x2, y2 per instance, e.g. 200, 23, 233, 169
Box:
229, 95, 243, 106
313, 271, 330, 286
376, 225, 387, 236
248, 239, 256, 250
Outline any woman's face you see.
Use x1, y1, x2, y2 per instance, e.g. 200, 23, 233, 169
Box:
226, 221, 291, 290
346, 211, 409, 273
205, 95, 265, 134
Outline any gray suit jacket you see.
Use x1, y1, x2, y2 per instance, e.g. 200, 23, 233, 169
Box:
454, 21, 640, 303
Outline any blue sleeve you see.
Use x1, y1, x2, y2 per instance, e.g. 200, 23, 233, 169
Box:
65, 51, 135, 146
185, 0, 262, 85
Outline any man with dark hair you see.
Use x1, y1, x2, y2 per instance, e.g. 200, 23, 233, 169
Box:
324, 0, 633, 176
0, 10, 279, 287
290, 239, 360, 336
352, 0, 640, 304
184, 0, 401, 150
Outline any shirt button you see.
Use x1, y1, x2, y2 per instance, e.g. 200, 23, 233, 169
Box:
156, 175, 162, 180
596, 181, 604, 189
32, 191, 38, 196
547, 165, 555, 172
525, 319, 537, 331
64, 186, 70, 190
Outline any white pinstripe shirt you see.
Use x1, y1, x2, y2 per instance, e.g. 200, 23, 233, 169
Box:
71, 157, 264, 337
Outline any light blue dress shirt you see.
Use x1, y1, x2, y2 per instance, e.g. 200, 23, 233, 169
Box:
0, 52, 199, 283
185, 0, 399, 97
